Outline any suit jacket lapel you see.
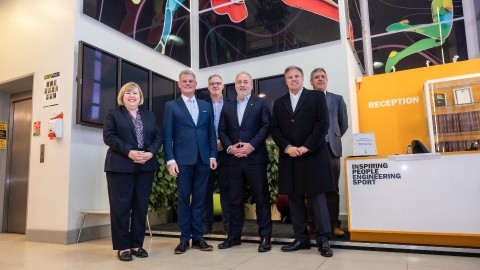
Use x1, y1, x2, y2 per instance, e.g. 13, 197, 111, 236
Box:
240, 97, 256, 127
176, 98, 195, 125
325, 92, 333, 110
282, 95, 294, 117
231, 99, 240, 128
293, 88, 308, 116
121, 106, 139, 143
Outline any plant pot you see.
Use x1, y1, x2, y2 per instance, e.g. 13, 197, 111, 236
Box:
147, 208, 171, 225
244, 203, 282, 221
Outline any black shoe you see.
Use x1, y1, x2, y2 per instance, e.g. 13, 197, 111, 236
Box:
218, 237, 242, 249
174, 240, 189, 254
130, 247, 148, 258
258, 237, 271, 252
281, 239, 311, 252
117, 250, 133, 261
318, 242, 333, 257
192, 239, 213, 251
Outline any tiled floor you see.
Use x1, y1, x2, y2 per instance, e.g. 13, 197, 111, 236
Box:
0, 233, 479, 270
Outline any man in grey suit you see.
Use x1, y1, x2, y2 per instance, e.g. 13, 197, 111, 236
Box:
310, 67, 349, 237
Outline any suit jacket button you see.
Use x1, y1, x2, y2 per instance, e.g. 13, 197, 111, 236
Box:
291, 119, 294, 122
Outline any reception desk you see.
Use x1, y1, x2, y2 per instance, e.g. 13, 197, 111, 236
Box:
345, 152, 480, 247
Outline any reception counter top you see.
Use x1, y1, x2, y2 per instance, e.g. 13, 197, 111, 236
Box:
345, 152, 480, 247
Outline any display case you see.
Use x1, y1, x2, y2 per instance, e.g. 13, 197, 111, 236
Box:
424, 73, 480, 153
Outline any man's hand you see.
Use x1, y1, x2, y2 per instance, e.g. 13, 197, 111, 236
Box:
210, 159, 218, 170
167, 162, 179, 177
286, 146, 309, 157
286, 146, 301, 157
231, 142, 253, 158
217, 139, 223, 152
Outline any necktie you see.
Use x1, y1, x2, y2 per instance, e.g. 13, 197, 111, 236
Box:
188, 99, 198, 125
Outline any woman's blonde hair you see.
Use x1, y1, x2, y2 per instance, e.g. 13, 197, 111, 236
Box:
117, 82, 144, 105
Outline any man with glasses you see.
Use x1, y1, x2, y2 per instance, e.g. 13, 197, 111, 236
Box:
202, 74, 230, 235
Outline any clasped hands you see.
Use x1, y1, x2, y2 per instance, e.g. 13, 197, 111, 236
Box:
230, 142, 254, 158
286, 146, 309, 157
128, 150, 153, 164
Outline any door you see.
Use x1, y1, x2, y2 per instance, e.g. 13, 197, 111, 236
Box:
5, 98, 32, 233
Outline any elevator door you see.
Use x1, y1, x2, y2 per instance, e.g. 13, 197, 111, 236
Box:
6, 98, 32, 233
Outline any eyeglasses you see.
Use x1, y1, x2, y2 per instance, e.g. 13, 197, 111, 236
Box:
209, 82, 222, 86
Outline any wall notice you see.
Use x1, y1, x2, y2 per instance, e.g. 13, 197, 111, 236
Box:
43, 72, 60, 107
0, 121, 7, 150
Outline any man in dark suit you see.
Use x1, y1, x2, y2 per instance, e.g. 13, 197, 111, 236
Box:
202, 74, 230, 235
271, 66, 334, 257
217, 72, 272, 252
310, 67, 349, 237
163, 70, 218, 254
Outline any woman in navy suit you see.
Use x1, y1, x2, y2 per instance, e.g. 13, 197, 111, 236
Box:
103, 82, 162, 261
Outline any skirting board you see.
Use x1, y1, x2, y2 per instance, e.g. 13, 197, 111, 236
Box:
350, 231, 480, 248
26, 224, 111, 244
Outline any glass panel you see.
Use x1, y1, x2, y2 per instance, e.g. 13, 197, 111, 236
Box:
425, 74, 480, 152
199, 0, 340, 68
257, 74, 289, 114
152, 73, 175, 129
83, 0, 191, 66
121, 61, 149, 109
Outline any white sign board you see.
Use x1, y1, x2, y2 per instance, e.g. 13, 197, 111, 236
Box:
353, 133, 377, 156
346, 153, 480, 234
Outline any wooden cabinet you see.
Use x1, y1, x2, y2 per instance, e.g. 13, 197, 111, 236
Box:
424, 73, 480, 153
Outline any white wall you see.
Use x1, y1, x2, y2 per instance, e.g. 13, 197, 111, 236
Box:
0, 0, 359, 242
0, 0, 76, 241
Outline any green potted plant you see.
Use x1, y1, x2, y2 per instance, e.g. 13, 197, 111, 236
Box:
244, 142, 280, 219
266, 142, 279, 205
148, 147, 177, 224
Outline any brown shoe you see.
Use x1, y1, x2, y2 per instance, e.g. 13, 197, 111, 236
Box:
333, 227, 345, 237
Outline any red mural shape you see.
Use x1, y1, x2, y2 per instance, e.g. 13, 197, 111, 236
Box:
211, 0, 248, 23
282, 0, 339, 22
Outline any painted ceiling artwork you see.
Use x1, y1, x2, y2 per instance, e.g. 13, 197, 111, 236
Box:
83, 0, 191, 66
348, 0, 467, 74
199, 0, 341, 68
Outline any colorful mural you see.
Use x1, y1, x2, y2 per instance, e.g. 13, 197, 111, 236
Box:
199, 0, 341, 68
83, 0, 191, 66
348, 0, 467, 74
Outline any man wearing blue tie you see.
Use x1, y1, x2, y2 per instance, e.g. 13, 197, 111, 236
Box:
163, 70, 218, 254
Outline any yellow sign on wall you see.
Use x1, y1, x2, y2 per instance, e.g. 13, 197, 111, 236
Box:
0, 121, 7, 150
357, 59, 480, 156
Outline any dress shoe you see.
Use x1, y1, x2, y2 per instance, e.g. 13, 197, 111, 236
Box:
192, 239, 213, 251
174, 240, 189, 254
117, 250, 132, 261
281, 239, 311, 252
333, 227, 345, 237
258, 237, 271, 252
218, 237, 242, 249
318, 241, 333, 257
130, 247, 148, 258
